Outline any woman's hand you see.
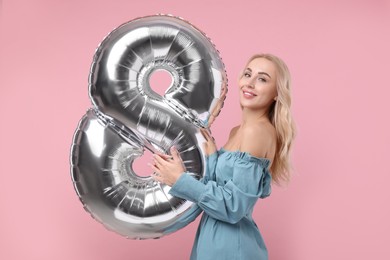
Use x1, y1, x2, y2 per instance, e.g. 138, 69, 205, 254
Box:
200, 128, 217, 156
149, 146, 186, 186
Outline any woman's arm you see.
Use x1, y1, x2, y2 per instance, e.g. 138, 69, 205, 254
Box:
152, 125, 273, 225
168, 156, 270, 224
162, 191, 203, 235
162, 152, 219, 234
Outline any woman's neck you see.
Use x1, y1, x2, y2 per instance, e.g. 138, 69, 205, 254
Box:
240, 107, 270, 127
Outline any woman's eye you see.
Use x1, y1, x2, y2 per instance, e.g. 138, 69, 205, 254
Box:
258, 77, 266, 82
244, 73, 250, 77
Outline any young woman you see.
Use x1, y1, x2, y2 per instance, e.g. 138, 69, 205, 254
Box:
150, 53, 296, 260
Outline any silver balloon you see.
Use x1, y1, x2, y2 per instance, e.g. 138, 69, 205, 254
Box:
70, 14, 227, 239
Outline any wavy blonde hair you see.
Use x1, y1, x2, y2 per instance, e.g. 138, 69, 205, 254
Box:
239, 53, 296, 185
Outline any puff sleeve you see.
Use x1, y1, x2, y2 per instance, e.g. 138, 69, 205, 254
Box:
168, 152, 271, 224
162, 151, 219, 235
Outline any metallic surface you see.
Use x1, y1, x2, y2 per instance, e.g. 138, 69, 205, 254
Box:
70, 14, 227, 239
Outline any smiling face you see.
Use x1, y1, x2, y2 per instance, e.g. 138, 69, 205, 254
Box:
239, 57, 278, 111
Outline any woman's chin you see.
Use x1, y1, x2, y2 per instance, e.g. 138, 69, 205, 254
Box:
239, 99, 255, 108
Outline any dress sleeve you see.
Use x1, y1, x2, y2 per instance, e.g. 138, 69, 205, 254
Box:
162, 193, 203, 235
168, 153, 271, 224
162, 152, 219, 235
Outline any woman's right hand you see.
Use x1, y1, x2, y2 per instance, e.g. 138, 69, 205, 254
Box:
200, 128, 217, 156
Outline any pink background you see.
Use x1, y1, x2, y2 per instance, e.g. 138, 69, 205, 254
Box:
1, 0, 390, 259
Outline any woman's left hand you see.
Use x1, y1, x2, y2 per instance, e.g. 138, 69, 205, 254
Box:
149, 146, 186, 186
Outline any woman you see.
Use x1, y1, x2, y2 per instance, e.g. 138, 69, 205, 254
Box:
150, 53, 296, 259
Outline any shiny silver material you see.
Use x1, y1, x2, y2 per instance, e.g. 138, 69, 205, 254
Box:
70, 14, 227, 239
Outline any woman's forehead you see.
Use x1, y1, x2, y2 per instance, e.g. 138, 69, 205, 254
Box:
247, 58, 277, 78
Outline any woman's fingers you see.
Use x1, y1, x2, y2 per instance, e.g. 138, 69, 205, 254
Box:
150, 163, 165, 183
170, 146, 182, 162
200, 128, 207, 139
149, 163, 160, 173
206, 131, 214, 143
155, 152, 173, 160
150, 149, 186, 186
153, 154, 167, 166
151, 173, 163, 183
200, 128, 212, 142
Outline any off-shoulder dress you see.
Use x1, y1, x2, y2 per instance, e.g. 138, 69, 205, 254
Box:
163, 147, 272, 260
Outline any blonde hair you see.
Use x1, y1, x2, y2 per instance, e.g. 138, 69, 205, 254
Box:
239, 53, 296, 186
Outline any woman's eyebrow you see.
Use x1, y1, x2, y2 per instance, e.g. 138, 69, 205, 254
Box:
246, 68, 272, 78
259, 72, 271, 78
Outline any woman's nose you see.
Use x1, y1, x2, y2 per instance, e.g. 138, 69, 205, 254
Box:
246, 77, 255, 88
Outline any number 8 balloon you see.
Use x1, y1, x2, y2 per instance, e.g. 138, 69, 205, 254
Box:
70, 14, 227, 239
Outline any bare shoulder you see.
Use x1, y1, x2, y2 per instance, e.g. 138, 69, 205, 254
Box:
228, 125, 240, 138
240, 122, 276, 160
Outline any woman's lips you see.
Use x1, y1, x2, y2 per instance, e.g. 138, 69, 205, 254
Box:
242, 89, 257, 99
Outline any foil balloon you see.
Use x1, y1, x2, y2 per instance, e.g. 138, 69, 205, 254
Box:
70, 13, 227, 239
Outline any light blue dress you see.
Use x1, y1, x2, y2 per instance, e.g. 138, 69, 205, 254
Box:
163, 147, 272, 260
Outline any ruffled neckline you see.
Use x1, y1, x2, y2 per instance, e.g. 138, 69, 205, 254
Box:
218, 147, 271, 168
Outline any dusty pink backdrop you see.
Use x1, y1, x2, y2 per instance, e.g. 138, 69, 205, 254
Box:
1, 0, 389, 259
